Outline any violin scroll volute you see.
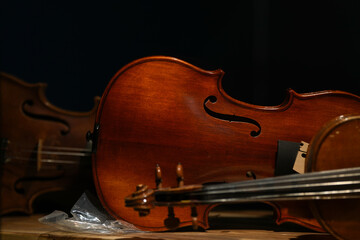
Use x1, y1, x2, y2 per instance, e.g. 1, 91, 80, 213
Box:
125, 184, 155, 217
125, 163, 204, 230
125, 163, 203, 217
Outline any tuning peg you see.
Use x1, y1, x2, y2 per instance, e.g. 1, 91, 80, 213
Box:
125, 184, 154, 217
164, 206, 180, 230
246, 171, 256, 179
191, 206, 198, 230
155, 164, 163, 189
176, 162, 184, 187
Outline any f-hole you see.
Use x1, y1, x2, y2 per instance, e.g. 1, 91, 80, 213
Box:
22, 100, 70, 135
203, 96, 261, 137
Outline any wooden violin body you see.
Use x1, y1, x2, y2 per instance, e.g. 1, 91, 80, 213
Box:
92, 56, 360, 231
305, 115, 360, 240
125, 114, 360, 240
0, 72, 99, 214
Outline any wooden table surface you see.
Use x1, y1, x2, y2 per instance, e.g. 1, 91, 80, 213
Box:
0, 213, 335, 240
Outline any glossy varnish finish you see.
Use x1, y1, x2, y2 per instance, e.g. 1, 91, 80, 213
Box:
0, 72, 99, 214
306, 115, 360, 240
93, 56, 360, 231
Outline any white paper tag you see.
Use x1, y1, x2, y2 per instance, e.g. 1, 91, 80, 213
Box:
293, 141, 309, 174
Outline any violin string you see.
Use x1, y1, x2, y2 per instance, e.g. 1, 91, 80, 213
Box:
204, 170, 360, 200
1, 141, 92, 153
3, 144, 92, 164
157, 182, 360, 204
203, 167, 360, 191
187, 186, 360, 204
155, 167, 360, 204
197, 178, 360, 199
4, 156, 84, 165
201, 168, 360, 194
20, 149, 91, 157
41, 145, 92, 152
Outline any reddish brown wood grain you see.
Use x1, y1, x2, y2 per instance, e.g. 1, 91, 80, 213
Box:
93, 56, 360, 231
306, 115, 360, 240
0, 72, 99, 214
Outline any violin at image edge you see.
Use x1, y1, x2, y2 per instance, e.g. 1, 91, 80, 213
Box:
92, 56, 360, 233
0, 72, 100, 214
126, 114, 360, 240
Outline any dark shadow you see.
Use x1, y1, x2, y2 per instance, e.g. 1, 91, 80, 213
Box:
209, 203, 318, 232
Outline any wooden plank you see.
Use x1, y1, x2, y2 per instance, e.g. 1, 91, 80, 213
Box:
0, 215, 334, 240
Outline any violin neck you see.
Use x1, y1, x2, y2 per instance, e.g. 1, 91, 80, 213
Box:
154, 166, 360, 205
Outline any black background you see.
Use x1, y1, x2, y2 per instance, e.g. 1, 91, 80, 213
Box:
1, 0, 360, 111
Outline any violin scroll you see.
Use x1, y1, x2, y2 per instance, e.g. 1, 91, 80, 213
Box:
125, 184, 155, 217
125, 163, 203, 216
125, 163, 203, 230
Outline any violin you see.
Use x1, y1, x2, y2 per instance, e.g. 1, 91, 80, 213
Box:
0, 72, 99, 214
91, 56, 360, 232
126, 114, 360, 240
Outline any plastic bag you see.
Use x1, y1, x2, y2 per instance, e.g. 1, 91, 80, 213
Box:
39, 191, 142, 234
